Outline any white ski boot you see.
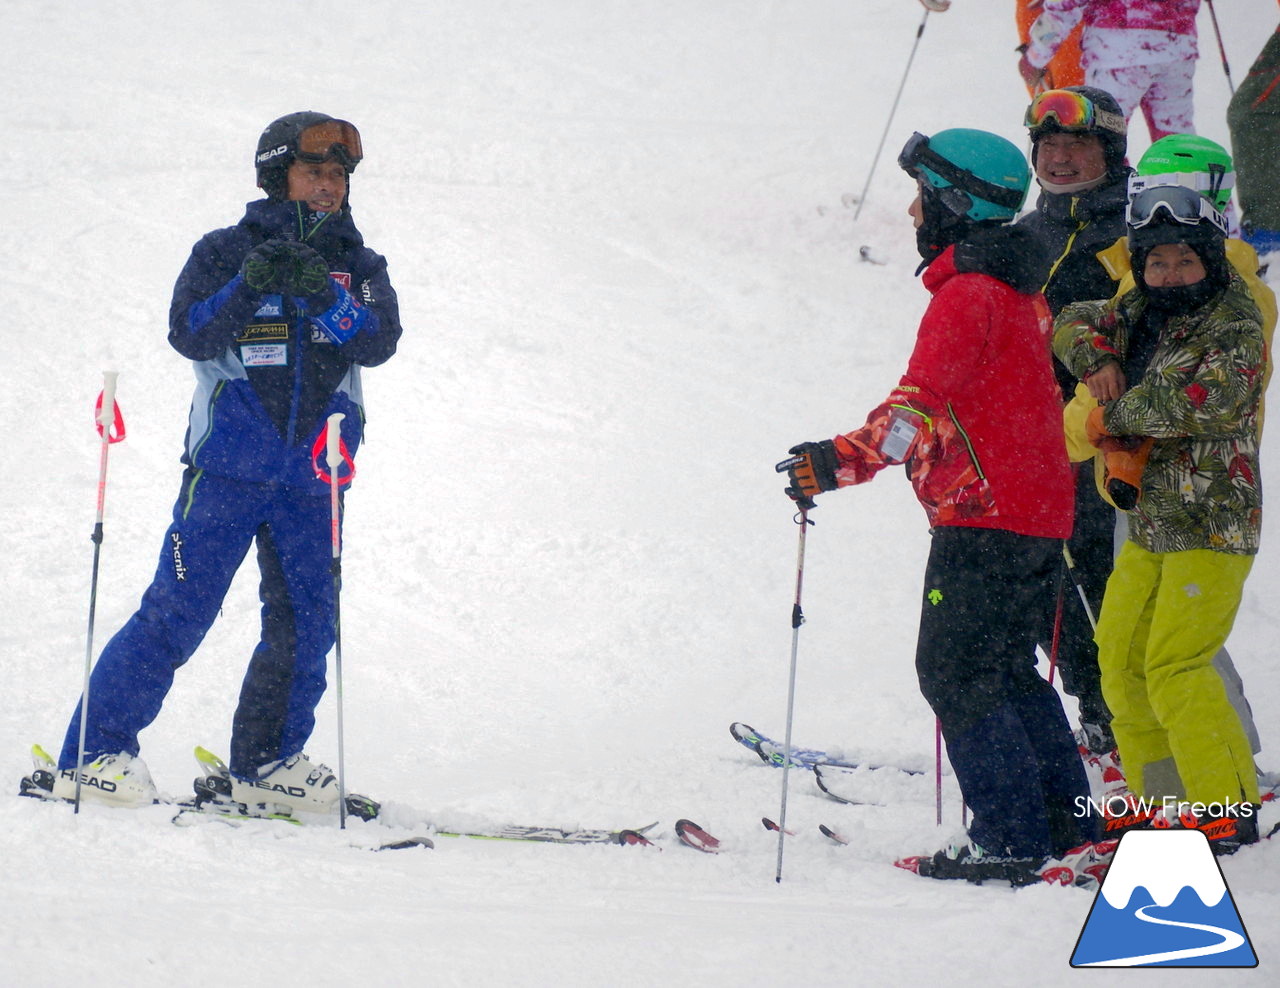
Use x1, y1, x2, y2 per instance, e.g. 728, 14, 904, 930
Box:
230, 753, 340, 816
49, 750, 159, 807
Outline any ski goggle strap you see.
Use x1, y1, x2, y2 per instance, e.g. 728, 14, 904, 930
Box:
1024, 89, 1126, 136
295, 119, 363, 169
898, 132, 1025, 211
1126, 184, 1229, 238
1130, 168, 1234, 208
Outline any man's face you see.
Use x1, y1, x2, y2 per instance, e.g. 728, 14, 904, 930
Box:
1034, 132, 1108, 190
286, 158, 348, 213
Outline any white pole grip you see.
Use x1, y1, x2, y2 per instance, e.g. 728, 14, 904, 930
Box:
326, 412, 345, 472
99, 370, 119, 432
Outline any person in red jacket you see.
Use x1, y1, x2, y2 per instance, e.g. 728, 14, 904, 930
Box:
783, 129, 1095, 885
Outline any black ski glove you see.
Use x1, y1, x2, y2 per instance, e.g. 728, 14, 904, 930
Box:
285, 242, 334, 311
240, 240, 332, 307
286, 243, 331, 293
240, 240, 297, 293
782, 441, 839, 505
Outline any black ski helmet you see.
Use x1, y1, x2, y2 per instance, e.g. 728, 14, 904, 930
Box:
1127, 184, 1231, 302
254, 111, 363, 203
1025, 86, 1128, 179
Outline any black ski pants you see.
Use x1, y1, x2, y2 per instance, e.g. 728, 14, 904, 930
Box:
915, 526, 1093, 858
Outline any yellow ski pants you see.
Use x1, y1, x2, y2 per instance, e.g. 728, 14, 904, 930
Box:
1096, 541, 1259, 806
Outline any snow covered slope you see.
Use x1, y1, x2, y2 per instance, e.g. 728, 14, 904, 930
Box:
2, 1, 1276, 985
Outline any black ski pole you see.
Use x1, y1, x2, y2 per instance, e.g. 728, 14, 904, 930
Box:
851, 1, 948, 221
76, 371, 126, 813
1205, 0, 1236, 94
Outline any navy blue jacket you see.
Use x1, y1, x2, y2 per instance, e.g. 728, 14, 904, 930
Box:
168, 200, 401, 493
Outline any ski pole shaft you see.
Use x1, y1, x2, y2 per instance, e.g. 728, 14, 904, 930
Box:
935, 718, 942, 826
77, 370, 122, 814
1047, 559, 1066, 686
1204, 0, 1235, 94
852, 9, 933, 222
1061, 544, 1098, 633
775, 506, 813, 883
326, 412, 348, 829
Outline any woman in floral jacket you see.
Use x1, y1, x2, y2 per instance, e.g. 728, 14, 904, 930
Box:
1053, 185, 1266, 852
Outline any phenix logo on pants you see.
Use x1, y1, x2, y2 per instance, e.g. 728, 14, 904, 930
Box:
170, 531, 188, 581
1070, 830, 1257, 968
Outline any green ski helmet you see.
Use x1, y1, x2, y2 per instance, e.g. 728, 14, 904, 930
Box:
899, 128, 1030, 224
1130, 134, 1234, 214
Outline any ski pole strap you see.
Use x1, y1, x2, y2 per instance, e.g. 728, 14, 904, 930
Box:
310, 421, 356, 485
94, 391, 126, 443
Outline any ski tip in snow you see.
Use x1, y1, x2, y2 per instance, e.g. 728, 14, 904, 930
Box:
675, 819, 721, 854
818, 824, 850, 845
812, 764, 887, 806
761, 817, 796, 836
375, 837, 433, 851
858, 245, 887, 266
729, 722, 772, 765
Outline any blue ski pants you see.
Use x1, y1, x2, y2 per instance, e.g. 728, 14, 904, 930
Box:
60, 469, 339, 778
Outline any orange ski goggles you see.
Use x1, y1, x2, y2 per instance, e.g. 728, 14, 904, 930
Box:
295, 119, 363, 169
1025, 89, 1125, 136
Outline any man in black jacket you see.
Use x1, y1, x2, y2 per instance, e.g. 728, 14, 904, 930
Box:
1015, 86, 1130, 758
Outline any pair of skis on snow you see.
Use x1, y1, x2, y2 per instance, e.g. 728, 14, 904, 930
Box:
731, 722, 923, 799
730, 721, 928, 846
19, 744, 721, 854
733, 723, 1121, 888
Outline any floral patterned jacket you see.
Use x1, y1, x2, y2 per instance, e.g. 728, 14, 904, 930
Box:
1053, 273, 1266, 554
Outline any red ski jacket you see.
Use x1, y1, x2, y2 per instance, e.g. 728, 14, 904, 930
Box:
832, 237, 1074, 539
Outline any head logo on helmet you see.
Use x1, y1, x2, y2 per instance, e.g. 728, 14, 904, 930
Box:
1131, 134, 1234, 215
255, 112, 363, 204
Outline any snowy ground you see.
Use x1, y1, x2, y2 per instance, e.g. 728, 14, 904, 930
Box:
3, 1, 1278, 985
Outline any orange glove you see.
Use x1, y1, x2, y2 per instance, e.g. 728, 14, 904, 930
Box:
1085, 406, 1153, 509
779, 441, 839, 507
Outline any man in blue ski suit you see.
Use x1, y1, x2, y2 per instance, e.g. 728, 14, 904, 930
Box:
52, 112, 401, 813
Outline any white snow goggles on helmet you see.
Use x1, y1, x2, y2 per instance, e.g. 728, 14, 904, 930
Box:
1130, 169, 1233, 214
1126, 183, 1229, 238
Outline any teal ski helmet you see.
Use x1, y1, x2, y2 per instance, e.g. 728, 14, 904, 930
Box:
899, 129, 1030, 223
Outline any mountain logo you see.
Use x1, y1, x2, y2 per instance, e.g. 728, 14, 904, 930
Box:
1070, 829, 1257, 968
